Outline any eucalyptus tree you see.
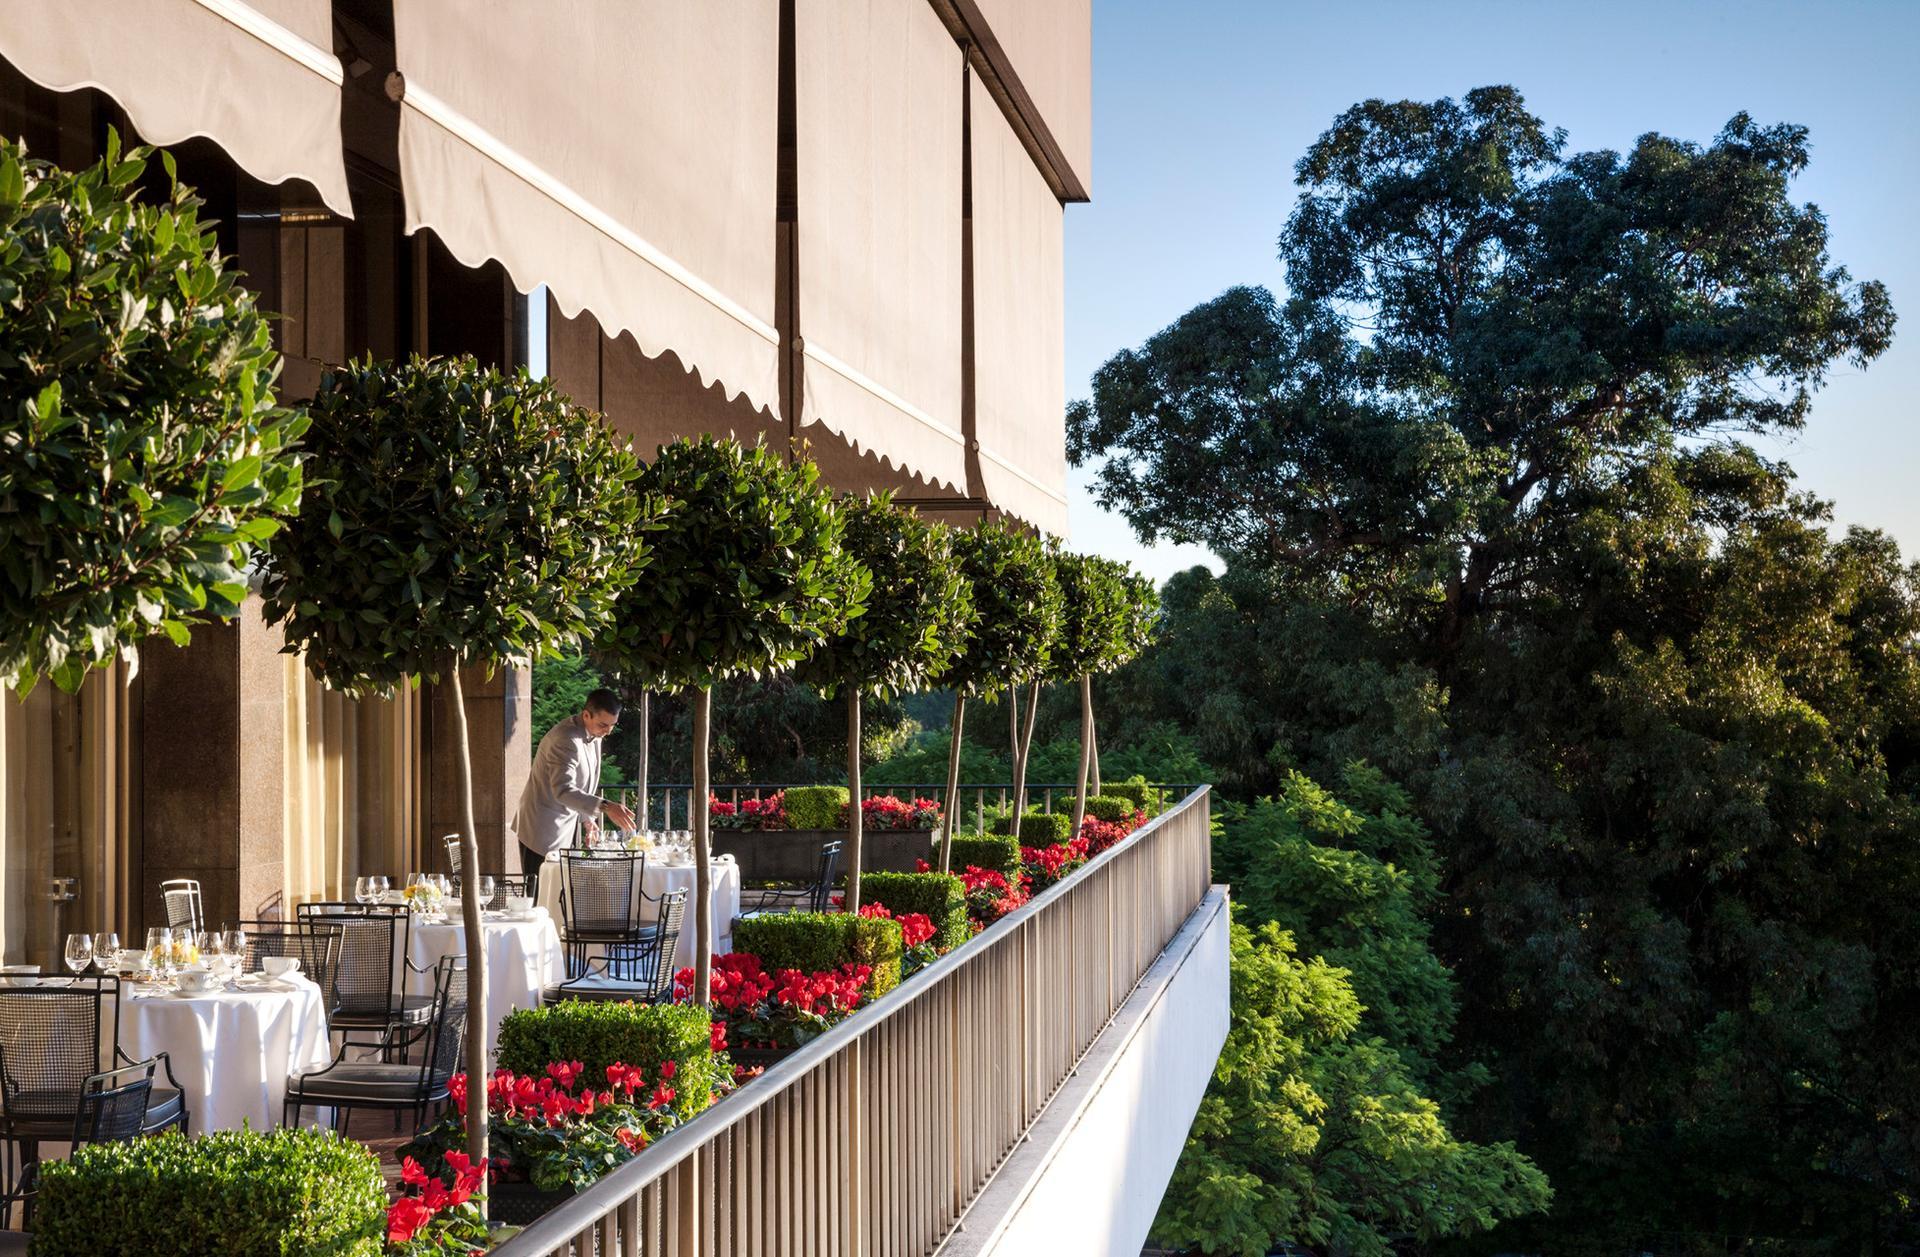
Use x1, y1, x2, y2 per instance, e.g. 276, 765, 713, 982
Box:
0, 133, 304, 694
1049, 554, 1158, 837
596, 436, 866, 1001
797, 495, 973, 908
260, 355, 657, 1191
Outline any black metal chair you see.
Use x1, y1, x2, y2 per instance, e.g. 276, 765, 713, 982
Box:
545, 888, 687, 1004
740, 839, 842, 915
453, 874, 522, 911
558, 851, 653, 980
283, 955, 467, 1134
295, 902, 433, 1042
7, 1059, 156, 1229
238, 919, 342, 997
158, 878, 204, 936
443, 834, 464, 876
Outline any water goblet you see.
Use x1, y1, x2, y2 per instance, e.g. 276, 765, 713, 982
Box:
369, 875, 391, 901
64, 933, 92, 975
92, 932, 120, 973
477, 875, 495, 908
222, 926, 246, 966
144, 927, 174, 980
353, 876, 373, 905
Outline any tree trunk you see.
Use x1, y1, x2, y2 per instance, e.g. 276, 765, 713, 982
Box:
691, 687, 713, 1004
1012, 679, 1042, 821
445, 663, 489, 1218
940, 693, 966, 874
1090, 710, 1101, 796
845, 690, 864, 910
636, 690, 650, 831
1072, 673, 1093, 840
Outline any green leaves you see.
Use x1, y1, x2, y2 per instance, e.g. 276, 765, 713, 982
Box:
0, 135, 303, 695
1049, 551, 1158, 680
943, 520, 1062, 697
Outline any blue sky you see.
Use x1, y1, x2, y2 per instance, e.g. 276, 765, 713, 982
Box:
1063, 0, 1920, 581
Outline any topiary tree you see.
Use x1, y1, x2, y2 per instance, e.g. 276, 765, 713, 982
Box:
0, 132, 305, 694
595, 436, 866, 1001
259, 354, 657, 1201
936, 521, 1060, 873
1050, 553, 1158, 839
796, 495, 973, 909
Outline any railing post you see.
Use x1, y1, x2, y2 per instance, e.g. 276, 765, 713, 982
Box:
847, 1036, 866, 1257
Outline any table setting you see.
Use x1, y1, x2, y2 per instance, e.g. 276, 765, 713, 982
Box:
390, 875, 565, 1054
536, 830, 742, 971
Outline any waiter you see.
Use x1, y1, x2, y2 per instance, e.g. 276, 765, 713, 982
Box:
512, 687, 635, 897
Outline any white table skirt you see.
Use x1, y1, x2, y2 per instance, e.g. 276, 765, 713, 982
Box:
536, 855, 741, 974
118, 975, 332, 1132
405, 911, 565, 1055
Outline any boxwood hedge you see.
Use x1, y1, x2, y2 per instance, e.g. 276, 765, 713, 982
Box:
784, 785, 849, 830
496, 999, 719, 1120
732, 911, 903, 997
860, 871, 970, 951
992, 811, 1074, 846
946, 833, 1022, 884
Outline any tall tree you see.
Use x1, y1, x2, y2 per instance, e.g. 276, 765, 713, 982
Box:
1049, 553, 1158, 837
596, 436, 866, 1002
261, 355, 657, 1199
796, 496, 973, 908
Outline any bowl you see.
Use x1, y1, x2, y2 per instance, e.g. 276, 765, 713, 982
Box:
0, 964, 39, 988
505, 895, 534, 913
261, 955, 301, 978
175, 967, 213, 993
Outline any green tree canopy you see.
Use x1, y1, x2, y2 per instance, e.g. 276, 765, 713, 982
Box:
0, 133, 304, 693
943, 522, 1060, 697
1048, 552, 1158, 682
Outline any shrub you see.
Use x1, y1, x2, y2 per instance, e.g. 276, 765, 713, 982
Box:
32, 1127, 385, 1256
1105, 777, 1166, 814
1084, 794, 1138, 824
733, 911, 904, 998
993, 811, 1074, 846
861, 872, 969, 951
945, 833, 1022, 885
785, 784, 851, 830
496, 1000, 719, 1121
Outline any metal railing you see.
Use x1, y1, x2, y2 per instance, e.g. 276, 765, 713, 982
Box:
492, 785, 1215, 1257
605, 782, 1200, 836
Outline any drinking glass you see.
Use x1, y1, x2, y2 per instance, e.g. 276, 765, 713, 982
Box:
433, 873, 453, 897
222, 926, 246, 963
92, 932, 120, 973
476, 875, 495, 908
144, 927, 173, 978
64, 933, 92, 975
353, 876, 373, 905
369, 875, 390, 900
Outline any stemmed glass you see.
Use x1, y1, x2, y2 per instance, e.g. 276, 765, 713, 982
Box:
476, 875, 495, 910
63, 934, 92, 976
222, 926, 246, 972
92, 932, 120, 974
368, 875, 390, 902
144, 927, 173, 981
354, 876, 374, 905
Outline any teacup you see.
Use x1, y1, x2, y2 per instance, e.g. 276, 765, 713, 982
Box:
261, 955, 300, 979
505, 895, 534, 913
175, 967, 213, 993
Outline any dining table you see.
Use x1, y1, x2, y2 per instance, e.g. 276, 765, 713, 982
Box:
536, 849, 742, 974
402, 908, 565, 1054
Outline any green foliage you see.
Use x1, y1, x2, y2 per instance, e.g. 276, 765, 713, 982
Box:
261, 355, 657, 693
731, 911, 903, 997
943, 521, 1061, 696
32, 1127, 385, 1256
495, 999, 720, 1121
865, 724, 1011, 785
796, 495, 975, 699
1152, 920, 1550, 1257
991, 811, 1073, 845
1103, 777, 1166, 815
945, 833, 1022, 883
0, 133, 305, 694
1083, 795, 1137, 823
860, 871, 970, 951
596, 436, 867, 689
782, 784, 849, 830
1049, 551, 1158, 680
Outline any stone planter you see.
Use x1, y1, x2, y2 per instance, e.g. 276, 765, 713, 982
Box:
711, 828, 935, 882
488, 1179, 576, 1226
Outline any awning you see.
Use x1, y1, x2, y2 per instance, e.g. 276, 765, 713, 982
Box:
968, 74, 1069, 537
796, 0, 967, 494
392, 0, 780, 417
0, 0, 352, 216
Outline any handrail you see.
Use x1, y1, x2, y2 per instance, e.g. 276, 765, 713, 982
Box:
605, 780, 1203, 833
492, 785, 1213, 1257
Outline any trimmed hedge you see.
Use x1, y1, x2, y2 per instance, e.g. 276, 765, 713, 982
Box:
946, 833, 1022, 883
1084, 794, 1138, 824
861, 871, 970, 951
497, 999, 719, 1121
784, 784, 850, 830
993, 811, 1074, 846
732, 911, 903, 997
33, 1127, 385, 1256
1105, 777, 1165, 814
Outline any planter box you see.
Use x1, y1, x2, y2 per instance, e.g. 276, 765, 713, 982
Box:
727, 1044, 799, 1072
711, 828, 935, 882
489, 1179, 576, 1226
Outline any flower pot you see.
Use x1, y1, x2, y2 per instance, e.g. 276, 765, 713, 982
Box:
711, 828, 938, 881
488, 1179, 577, 1226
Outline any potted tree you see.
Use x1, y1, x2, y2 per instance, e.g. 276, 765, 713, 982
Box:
936, 522, 1060, 873
0, 133, 304, 694
795, 496, 974, 908
596, 436, 866, 1002
259, 355, 658, 1205
1049, 554, 1159, 838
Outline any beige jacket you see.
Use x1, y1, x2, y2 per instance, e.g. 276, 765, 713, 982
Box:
511, 713, 604, 856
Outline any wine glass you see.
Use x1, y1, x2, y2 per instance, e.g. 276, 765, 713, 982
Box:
369, 875, 390, 901
353, 876, 373, 905
64, 933, 92, 975
476, 875, 495, 909
92, 932, 120, 974
144, 927, 173, 979
222, 926, 247, 967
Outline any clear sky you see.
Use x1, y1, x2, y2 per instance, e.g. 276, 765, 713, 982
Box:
1063, 0, 1920, 582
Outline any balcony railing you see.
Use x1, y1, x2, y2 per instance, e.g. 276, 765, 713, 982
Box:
607, 781, 1203, 837
493, 785, 1215, 1257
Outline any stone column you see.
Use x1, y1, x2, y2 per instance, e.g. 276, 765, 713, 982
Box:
427, 664, 531, 876
140, 598, 287, 929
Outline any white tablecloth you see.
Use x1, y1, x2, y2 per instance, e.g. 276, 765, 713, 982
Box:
404, 911, 565, 1055
118, 975, 332, 1132
536, 855, 741, 973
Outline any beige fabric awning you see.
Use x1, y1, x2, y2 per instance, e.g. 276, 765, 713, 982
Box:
796, 0, 967, 494
0, 0, 352, 216
969, 74, 1069, 537
392, 0, 780, 417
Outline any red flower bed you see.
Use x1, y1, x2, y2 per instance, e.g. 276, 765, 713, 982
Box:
1078, 808, 1148, 855
674, 952, 871, 1051
709, 791, 788, 830
858, 794, 943, 831
1021, 835, 1091, 893
855, 899, 936, 949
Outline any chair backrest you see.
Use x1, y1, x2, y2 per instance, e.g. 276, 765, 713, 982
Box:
0, 978, 116, 1124
295, 903, 407, 1019
419, 957, 469, 1084
561, 852, 644, 937
454, 874, 518, 911
443, 834, 463, 876
239, 920, 341, 996
809, 840, 844, 912
71, 1059, 154, 1146
158, 879, 203, 935
644, 889, 689, 998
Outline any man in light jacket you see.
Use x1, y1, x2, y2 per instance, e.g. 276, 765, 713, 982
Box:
512, 688, 635, 897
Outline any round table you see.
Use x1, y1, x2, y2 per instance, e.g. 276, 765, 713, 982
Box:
405, 910, 565, 1055
118, 974, 332, 1132
536, 854, 741, 973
